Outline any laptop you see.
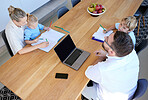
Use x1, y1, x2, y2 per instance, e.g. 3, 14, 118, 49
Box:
54, 35, 90, 70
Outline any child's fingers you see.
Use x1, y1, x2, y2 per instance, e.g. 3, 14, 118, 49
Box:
103, 30, 107, 33
47, 27, 51, 31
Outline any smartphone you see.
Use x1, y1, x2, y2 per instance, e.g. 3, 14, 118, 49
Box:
55, 73, 68, 79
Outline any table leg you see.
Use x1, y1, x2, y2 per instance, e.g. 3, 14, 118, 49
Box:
137, 18, 140, 36
142, 16, 145, 27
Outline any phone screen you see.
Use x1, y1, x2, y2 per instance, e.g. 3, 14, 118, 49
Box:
55, 73, 68, 79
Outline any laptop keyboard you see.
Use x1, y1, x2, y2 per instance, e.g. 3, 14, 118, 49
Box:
65, 49, 83, 66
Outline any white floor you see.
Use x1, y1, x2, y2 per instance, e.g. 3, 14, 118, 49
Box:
0, 0, 148, 100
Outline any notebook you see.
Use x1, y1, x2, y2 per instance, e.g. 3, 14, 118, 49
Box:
54, 35, 90, 70
92, 27, 113, 42
31, 29, 65, 52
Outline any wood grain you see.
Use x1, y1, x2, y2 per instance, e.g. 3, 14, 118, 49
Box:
0, 0, 143, 100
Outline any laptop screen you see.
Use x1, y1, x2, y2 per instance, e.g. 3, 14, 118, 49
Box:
54, 35, 76, 62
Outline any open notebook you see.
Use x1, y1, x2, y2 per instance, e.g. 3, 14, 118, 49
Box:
31, 29, 65, 52
92, 27, 113, 42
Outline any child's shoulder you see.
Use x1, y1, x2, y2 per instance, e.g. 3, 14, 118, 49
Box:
24, 27, 32, 33
128, 31, 134, 35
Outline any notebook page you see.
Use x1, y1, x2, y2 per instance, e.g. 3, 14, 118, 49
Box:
41, 29, 65, 42
92, 27, 113, 42
31, 29, 65, 52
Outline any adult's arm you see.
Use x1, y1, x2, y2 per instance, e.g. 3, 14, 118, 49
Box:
18, 42, 49, 54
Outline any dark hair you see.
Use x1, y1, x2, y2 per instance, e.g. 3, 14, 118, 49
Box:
111, 31, 133, 57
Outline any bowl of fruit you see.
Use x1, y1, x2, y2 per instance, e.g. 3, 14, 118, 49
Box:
87, 3, 106, 17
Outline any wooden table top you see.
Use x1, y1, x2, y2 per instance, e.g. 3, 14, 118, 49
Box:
0, 0, 143, 100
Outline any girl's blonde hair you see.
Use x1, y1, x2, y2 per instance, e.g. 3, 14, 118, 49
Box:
8, 5, 26, 22
27, 14, 38, 25
122, 16, 137, 31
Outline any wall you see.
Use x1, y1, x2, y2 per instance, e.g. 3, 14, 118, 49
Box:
0, 0, 50, 32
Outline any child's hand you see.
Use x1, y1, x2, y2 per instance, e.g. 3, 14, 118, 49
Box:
103, 30, 107, 34
39, 42, 49, 48
34, 38, 39, 43
47, 27, 51, 31
44, 26, 51, 31
94, 49, 107, 57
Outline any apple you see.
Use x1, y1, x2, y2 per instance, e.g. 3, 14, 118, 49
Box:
93, 11, 98, 14
98, 9, 102, 13
99, 4, 103, 9
89, 3, 96, 9
92, 3, 97, 10
88, 3, 105, 15
95, 4, 100, 11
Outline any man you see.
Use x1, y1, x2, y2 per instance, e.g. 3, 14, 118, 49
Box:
82, 31, 139, 100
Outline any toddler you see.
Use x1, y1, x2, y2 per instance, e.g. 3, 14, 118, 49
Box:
24, 14, 50, 44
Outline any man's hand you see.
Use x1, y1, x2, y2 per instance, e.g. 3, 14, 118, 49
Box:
92, 56, 107, 65
94, 49, 107, 57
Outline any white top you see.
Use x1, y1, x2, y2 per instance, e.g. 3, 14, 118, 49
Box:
115, 23, 136, 47
5, 20, 26, 55
83, 50, 139, 100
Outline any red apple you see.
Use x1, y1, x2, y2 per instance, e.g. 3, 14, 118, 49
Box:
98, 9, 102, 13
95, 4, 100, 11
93, 11, 98, 14
99, 5, 103, 9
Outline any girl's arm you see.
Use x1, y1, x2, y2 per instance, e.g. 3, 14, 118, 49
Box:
103, 25, 116, 33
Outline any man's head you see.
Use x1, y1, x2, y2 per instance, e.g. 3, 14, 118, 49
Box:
102, 31, 134, 57
118, 16, 137, 33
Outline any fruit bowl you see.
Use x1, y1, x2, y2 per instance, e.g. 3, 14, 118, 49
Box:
87, 3, 106, 17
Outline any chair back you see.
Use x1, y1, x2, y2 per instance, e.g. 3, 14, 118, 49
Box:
71, 0, 81, 7
132, 79, 148, 100
1, 30, 14, 57
57, 6, 69, 19
135, 39, 148, 54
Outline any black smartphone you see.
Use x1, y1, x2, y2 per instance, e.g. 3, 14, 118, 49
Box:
55, 73, 68, 79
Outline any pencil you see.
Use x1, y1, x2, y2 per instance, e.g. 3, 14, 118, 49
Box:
46, 39, 48, 42
99, 24, 106, 31
49, 21, 52, 28
39, 38, 43, 40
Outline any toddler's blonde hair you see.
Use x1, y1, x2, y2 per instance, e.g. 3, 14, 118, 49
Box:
121, 16, 137, 31
27, 14, 38, 26
8, 5, 26, 22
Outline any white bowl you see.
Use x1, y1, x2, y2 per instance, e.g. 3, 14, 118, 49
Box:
87, 6, 106, 17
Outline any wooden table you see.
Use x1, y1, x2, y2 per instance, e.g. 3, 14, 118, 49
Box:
0, 0, 143, 99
